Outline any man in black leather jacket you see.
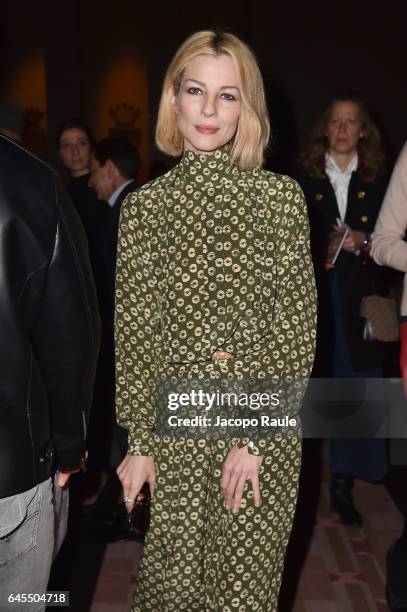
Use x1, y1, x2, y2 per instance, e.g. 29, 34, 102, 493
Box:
0, 135, 100, 609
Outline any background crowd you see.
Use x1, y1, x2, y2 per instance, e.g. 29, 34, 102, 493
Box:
1, 54, 407, 609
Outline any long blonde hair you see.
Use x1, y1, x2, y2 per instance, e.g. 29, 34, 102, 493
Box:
155, 30, 270, 170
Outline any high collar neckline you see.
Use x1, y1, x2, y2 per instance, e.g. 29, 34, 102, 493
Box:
178, 145, 235, 183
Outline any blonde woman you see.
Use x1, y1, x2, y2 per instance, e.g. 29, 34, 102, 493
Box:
115, 31, 316, 611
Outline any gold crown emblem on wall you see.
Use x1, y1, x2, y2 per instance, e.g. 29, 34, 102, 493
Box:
24, 106, 44, 128
109, 103, 140, 128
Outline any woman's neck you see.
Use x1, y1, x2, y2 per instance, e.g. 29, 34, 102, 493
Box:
328, 150, 357, 172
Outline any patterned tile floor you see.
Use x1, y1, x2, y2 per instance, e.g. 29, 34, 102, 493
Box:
89, 540, 142, 612
289, 474, 401, 611
87, 466, 401, 611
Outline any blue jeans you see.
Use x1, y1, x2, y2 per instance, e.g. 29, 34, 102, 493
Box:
0, 478, 68, 612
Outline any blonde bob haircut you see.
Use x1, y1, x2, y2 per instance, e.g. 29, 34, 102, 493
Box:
155, 30, 270, 170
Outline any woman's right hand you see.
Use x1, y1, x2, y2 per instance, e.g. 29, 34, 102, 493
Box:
116, 454, 156, 513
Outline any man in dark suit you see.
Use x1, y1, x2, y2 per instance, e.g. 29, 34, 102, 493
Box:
89, 137, 140, 324
88, 137, 143, 540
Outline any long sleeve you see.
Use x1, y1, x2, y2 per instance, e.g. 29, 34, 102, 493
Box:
245, 179, 317, 455
372, 143, 407, 272
115, 191, 160, 456
274, 181, 317, 380
32, 178, 100, 469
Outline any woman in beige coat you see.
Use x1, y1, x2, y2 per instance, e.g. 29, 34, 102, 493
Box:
371, 142, 407, 612
372, 143, 407, 374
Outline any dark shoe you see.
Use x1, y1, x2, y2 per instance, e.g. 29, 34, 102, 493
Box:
330, 474, 363, 527
386, 539, 407, 611
92, 502, 149, 543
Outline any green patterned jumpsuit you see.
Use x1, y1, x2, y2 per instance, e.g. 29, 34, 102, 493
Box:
115, 148, 317, 611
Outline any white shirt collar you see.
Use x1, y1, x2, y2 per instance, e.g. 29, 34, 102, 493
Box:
325, 152, 358, 177
325, 153, 358, 221
107, 179, 133, 207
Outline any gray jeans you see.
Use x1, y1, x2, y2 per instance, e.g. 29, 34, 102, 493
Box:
0, 478, 69, 612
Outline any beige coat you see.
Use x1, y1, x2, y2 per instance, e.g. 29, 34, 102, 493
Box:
372, 143, 407, 315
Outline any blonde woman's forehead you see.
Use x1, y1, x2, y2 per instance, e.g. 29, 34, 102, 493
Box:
181, 54, 241, 88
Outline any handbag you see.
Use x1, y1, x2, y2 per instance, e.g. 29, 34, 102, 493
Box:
360, 294, 399, 342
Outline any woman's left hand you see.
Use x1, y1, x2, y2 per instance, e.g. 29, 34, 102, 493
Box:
221, 446, 263, 513
332, 225, 366, 253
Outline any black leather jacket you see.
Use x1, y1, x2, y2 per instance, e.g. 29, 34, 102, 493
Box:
0, 136, 100, 498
